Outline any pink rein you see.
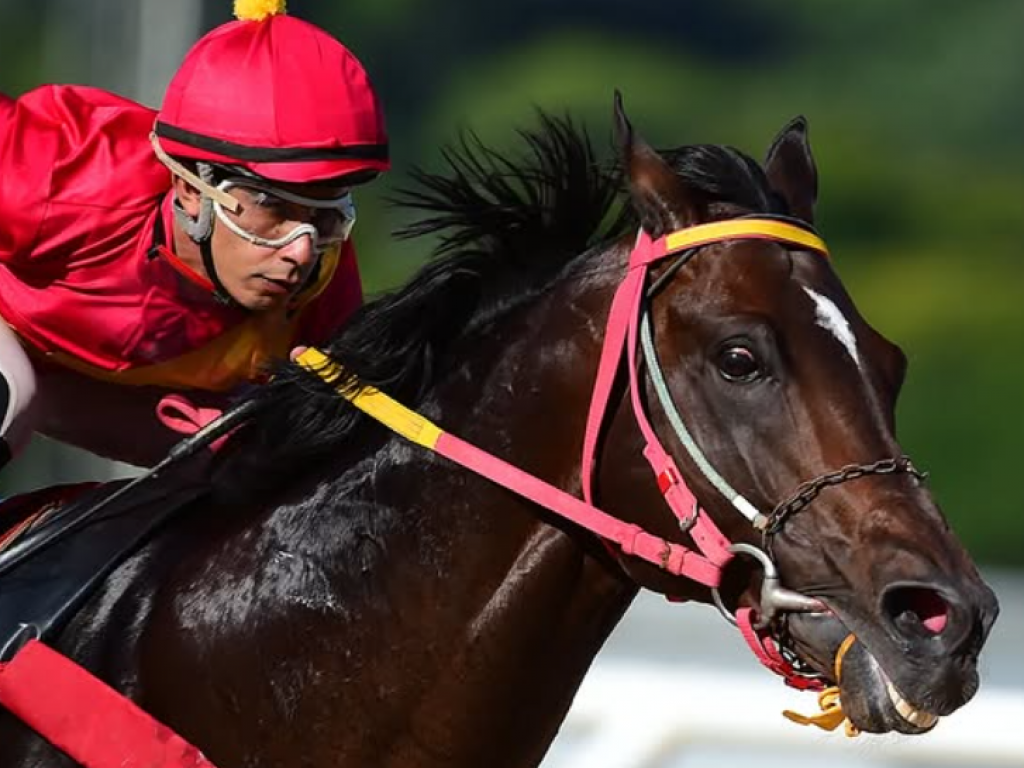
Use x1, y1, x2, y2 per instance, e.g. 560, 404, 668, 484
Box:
578, 228, 733, 585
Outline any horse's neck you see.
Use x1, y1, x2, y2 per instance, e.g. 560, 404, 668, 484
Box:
308, 273, 637, 765
380, 520, 636, 767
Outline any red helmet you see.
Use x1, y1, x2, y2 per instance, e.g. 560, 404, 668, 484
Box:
154, 4, 388, 184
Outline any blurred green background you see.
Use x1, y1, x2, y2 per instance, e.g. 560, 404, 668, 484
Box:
0, 0, 1021, 566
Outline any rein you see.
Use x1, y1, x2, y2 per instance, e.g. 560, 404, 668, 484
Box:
294, 216, 921, 729
296, 347, 725, 585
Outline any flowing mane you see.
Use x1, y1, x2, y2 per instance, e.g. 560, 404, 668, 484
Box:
215, 115, 793, 492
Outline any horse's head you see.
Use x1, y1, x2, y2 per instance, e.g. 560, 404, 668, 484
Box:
595, 94, 999, 734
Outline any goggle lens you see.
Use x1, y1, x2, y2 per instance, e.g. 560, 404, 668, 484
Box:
214, 180, 356, 249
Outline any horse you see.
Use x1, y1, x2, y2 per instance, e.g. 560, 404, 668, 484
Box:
0, 95, 999, 767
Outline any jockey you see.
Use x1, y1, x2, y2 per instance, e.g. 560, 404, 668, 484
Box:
0, 0, 388, 470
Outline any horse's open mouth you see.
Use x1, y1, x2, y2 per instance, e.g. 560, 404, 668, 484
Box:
884, 676, 939, 730
838, 635, 941, 733
784, 611, 945, 734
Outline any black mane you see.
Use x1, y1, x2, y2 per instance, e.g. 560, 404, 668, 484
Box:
214, 114, 782, 492
663, 143, 787, 216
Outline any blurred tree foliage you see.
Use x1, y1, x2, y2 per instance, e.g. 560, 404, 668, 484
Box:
1, 0, 1021, 564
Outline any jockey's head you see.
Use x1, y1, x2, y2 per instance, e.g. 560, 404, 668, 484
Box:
150, 0, 388, 310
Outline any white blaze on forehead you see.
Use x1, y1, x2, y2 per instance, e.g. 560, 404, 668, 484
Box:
802, 287, 861, 367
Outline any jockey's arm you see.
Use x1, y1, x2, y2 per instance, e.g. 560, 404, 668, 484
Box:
32, 363, 232, 469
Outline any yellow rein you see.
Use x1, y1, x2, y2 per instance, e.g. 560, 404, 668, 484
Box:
295, 348, 443, 447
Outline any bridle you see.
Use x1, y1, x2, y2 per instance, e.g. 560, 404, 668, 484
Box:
295, 214, 928, 696
579, 214, 928, 687
765, 456, 927, 542
633, 216, 928, 548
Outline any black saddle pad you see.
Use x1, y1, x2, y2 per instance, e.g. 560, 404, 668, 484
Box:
0, 474, 208, 657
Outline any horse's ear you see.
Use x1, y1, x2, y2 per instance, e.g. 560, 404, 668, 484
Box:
764, 116, 818, 225
613, 91, 697, 238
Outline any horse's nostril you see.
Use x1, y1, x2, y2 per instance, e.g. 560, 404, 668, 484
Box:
884, 586, 949, 636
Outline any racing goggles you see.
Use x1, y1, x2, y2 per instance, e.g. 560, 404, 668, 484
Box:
213, 178, 356, 250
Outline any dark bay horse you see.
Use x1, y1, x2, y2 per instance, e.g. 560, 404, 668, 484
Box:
0, 97, 998, 766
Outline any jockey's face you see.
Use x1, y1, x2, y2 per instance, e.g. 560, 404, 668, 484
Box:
175, 176, 354, 311
212, 180, 353, 311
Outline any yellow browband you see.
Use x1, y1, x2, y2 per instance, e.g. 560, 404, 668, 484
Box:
663, 218, 830, 259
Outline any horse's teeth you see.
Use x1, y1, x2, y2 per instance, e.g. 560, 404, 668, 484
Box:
885, 680, 938, 729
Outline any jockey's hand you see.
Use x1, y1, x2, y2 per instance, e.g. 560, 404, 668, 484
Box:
290, 345, 309, 362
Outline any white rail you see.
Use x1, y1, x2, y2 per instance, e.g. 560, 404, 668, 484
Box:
544, 661, 1024, 768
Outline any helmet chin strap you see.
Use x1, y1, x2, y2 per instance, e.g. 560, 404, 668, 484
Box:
199, 234, 244, 308
170, 161, 245, 309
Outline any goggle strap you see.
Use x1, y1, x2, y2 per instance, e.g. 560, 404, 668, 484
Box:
149, 132, 242, 213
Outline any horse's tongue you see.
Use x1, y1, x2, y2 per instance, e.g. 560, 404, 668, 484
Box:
911, 590, 949, 634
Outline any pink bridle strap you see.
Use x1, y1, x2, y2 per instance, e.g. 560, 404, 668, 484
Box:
295, 348, 722, 586
580, 231, 730, 584
625, 238, 731, 569
736, 608, 825, 691
579, 220, 830, 587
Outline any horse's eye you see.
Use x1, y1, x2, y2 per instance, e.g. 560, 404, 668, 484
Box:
717, 345, 760, 383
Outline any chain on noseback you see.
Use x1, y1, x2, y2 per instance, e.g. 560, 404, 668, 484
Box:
763, 456, 928, 544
